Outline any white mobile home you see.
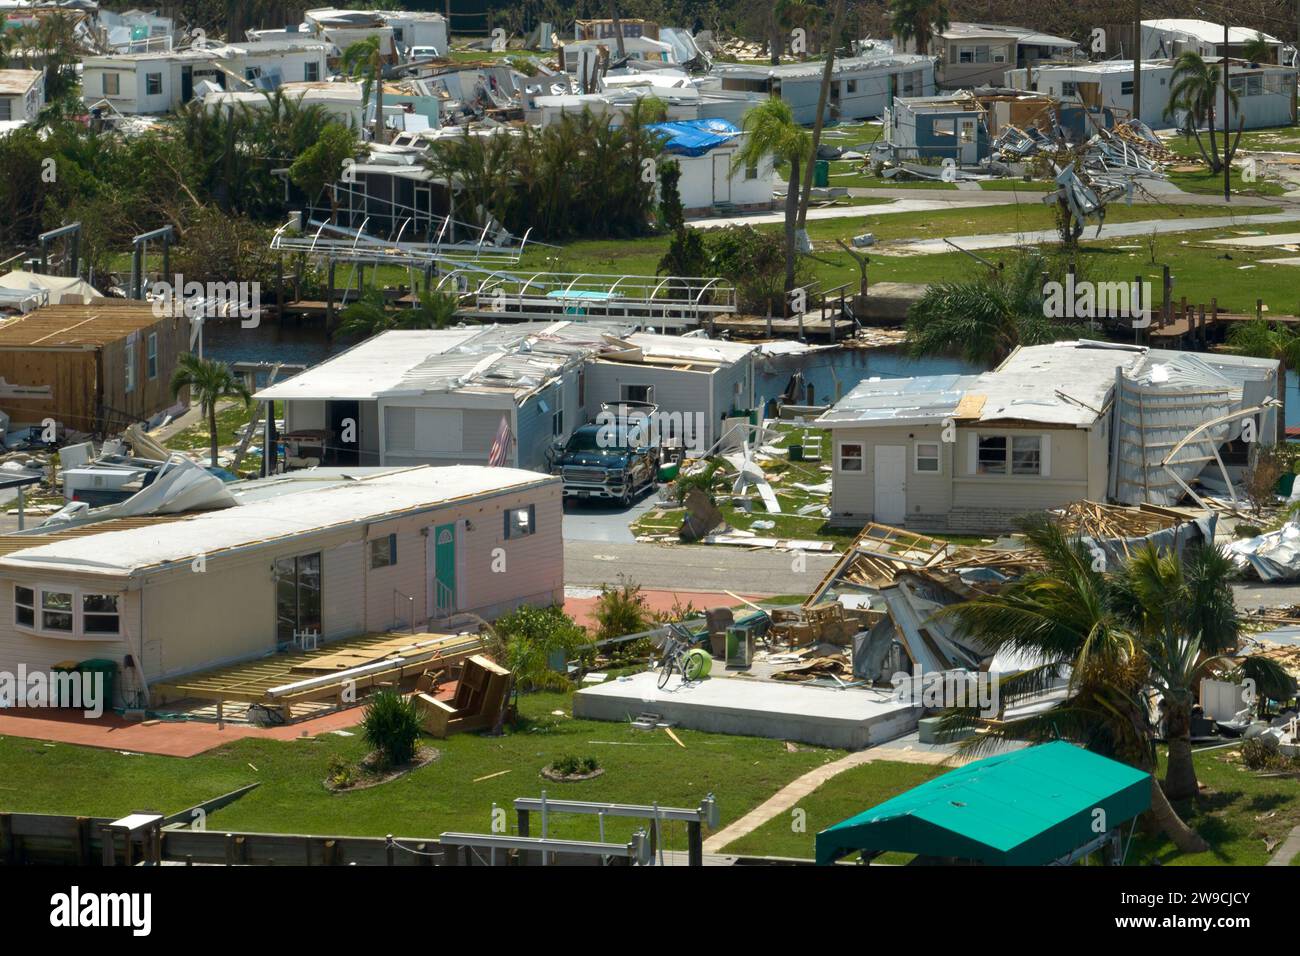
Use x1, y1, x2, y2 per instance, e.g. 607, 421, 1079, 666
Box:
0, 69, 44, 127
712, 55, 936, 124
647, 118, 775, 215
818, 341, 1279, 533
1006, 58, 1297, 130
0, 465, 562, 706
916, 22, 1079, 90
1141, 19, 1283, 63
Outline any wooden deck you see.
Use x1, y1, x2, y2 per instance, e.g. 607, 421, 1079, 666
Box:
152, 630, 488, 720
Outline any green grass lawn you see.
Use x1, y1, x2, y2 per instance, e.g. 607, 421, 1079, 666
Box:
1163, 124, 1300, 157
163, 402, 254, 453
0, 692, 837, 848
1166, 165, 1288, 198
722, 759, 944, 860
717, 743, 1300, 864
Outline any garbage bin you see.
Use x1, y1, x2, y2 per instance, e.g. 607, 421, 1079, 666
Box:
76, 659, 117, 712
51, 660, 78, 708
1278, 473, 1296, 497
789, 444, 804, 461
813, 160, 830, 187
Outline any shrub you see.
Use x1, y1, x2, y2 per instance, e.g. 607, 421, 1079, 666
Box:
593, 577, 651, 642
551, 754, 600, 776
1240, 736, 1287, 771
493, 604, 592, 691
1234, 523, 1263, 539
360, 691, 422, 767
326, 754, 357, 788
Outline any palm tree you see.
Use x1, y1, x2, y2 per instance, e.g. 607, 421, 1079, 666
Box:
904, 253, 1079, 365
1226, 320, 1300, 426
170, 354, 252, 468
1166, 51, 1239, 173
1241, 32, 1273, 66
341, 36, 386, 145
337, 289, 461, 339
733, 98, 811, 295
890, 0, 949, 56
937, 516, 1241, 853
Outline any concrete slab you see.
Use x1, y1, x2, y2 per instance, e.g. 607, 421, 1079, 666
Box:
1207, 231, 1300, 247
573, 671, 917, 750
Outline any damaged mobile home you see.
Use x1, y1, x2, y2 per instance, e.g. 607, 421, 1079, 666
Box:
817, 341, 1280, 532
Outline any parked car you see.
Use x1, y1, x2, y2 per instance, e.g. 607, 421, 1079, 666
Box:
554, 402, 660, 505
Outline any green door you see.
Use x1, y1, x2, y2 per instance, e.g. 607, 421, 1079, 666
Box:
433, 523, 456, 616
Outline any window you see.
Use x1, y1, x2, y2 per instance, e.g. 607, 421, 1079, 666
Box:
1120, 80, 1133, 96
974, 45, 990, 64
146, 333, 158, 379
621, 384, 654, 404
552, 408, 564, 437
42, 591, 73, 632
838, 442, 864, 473
1246, 74, 1263, 96
744, 157, 758, 179
103, 72, 120, 96
14, 586, 33, 627
82, 595, 119, 635
0, 100, 10, 122
915, 442, 941, 473
845, 79, 857, 94
504, 504, 536, 539
959, 46, 975, 63
305, 61, 320, 82
245, 66, 262, 81
145, 72, 162, 95
577, 369, 586, 407
1012, 435, 1042, 475
369, 534, 396, 569
393, 27, 405, 43
977, 435, 1008, 474
275, 553, 321, 644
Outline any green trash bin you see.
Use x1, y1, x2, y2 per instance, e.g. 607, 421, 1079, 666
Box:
76, 659, 117, 712
789, 443, 804, 461
51, 660, 78, 708
813, 159, 829, 187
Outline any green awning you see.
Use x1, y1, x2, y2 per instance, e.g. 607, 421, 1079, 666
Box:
815, 741, 1151, 866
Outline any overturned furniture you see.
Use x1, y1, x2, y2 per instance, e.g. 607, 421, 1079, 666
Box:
412, 654, 513, 737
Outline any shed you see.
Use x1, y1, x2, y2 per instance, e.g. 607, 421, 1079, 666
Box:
815, 741, 1151, 865
0, 302, 189, 434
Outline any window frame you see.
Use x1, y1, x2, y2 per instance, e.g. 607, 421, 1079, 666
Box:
1011, 435, 1043, 476
837, 441, 865, 473
14, 584, 121, 638
976, 435, 1009, 475
103, 72, 120, 96
504, 504, 537, 540
915, 441, 941, 474
146, 332, 158, 379
145, 71, 162, 95
368, 533, 397, 570
305, 61, 320, 82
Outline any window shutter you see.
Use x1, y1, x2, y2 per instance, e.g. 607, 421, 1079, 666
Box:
966, 433, 977, 475
1040, 433, 1052, 478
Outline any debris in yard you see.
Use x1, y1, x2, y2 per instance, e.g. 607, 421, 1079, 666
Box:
679, 487, 724, 541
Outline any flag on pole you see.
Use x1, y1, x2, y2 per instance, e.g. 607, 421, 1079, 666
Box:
487, 415, 511, 467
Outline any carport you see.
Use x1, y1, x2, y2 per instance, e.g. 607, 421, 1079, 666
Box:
815, 741, 1151, 866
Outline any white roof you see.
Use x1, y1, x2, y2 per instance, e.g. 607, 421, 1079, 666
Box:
625, 332, 755, 366
0, 466, 554, 576
256, 329, 481, 401
1144, 19, 1280, 46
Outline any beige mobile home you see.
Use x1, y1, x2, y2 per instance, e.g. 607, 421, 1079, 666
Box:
0, 465, 562, 707
818, 341, 1280, 533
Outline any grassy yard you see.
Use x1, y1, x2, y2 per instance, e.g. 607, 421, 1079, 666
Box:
719, 743, 1300, 865
1163, 124, 1300, 157
0, 691, 837, 848
1166, 164, 1288, 198
163, 402, 255, 454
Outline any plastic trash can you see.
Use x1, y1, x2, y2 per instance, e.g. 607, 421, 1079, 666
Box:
76, 659, 117, 711
813, 160, 830, 187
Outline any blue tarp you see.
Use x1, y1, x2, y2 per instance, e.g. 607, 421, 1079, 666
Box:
647, 118, 740, 157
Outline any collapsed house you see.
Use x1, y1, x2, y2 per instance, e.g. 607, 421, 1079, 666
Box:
0, 463, 561, 708
254, 323, 757, 471
817, 341, 1279, 533
710, 54, 937, 124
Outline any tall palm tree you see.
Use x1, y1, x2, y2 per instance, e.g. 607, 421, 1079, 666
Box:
938, 516, 1237, 853
341, 36, 386, 145
890, 0, 949, 56
733, 98, 811, 295
1166, 51, 1239, 173
170, 354, 252, 468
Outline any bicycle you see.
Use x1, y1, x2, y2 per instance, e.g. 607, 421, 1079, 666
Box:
655, 624, 705, 689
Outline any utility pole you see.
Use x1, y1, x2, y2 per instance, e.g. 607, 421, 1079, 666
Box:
1225, 19, 1232, 202
1132, 0, 1142, 123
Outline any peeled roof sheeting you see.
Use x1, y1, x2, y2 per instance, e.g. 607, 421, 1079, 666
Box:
818, 374, 979, 426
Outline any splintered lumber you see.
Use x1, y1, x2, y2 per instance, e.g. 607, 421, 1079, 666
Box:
804, 522, 948, 608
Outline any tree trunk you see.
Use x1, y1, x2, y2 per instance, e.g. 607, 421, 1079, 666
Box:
783, 161, 801, 293
208, 404, 219, 468
1207, 110, 1220, 174
1148, 775, 1208, 853
1162, 697, 1200, 800
373, 63, 385, 145
770, 21, 783, 65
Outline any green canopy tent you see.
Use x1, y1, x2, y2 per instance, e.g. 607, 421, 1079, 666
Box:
815, 741, 1151, 866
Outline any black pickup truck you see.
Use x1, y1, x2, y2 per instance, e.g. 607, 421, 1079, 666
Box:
554, 402, 660, 506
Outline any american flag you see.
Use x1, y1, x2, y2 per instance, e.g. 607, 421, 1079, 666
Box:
487, 415, 511, 467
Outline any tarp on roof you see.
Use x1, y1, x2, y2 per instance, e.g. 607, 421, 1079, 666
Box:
647, 118, 739, 156
815, 741, 1150, 865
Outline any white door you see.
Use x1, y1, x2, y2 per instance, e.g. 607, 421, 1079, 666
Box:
712, 154, 731, 203
874, 445, 907, 524
959, 117, 978, 165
